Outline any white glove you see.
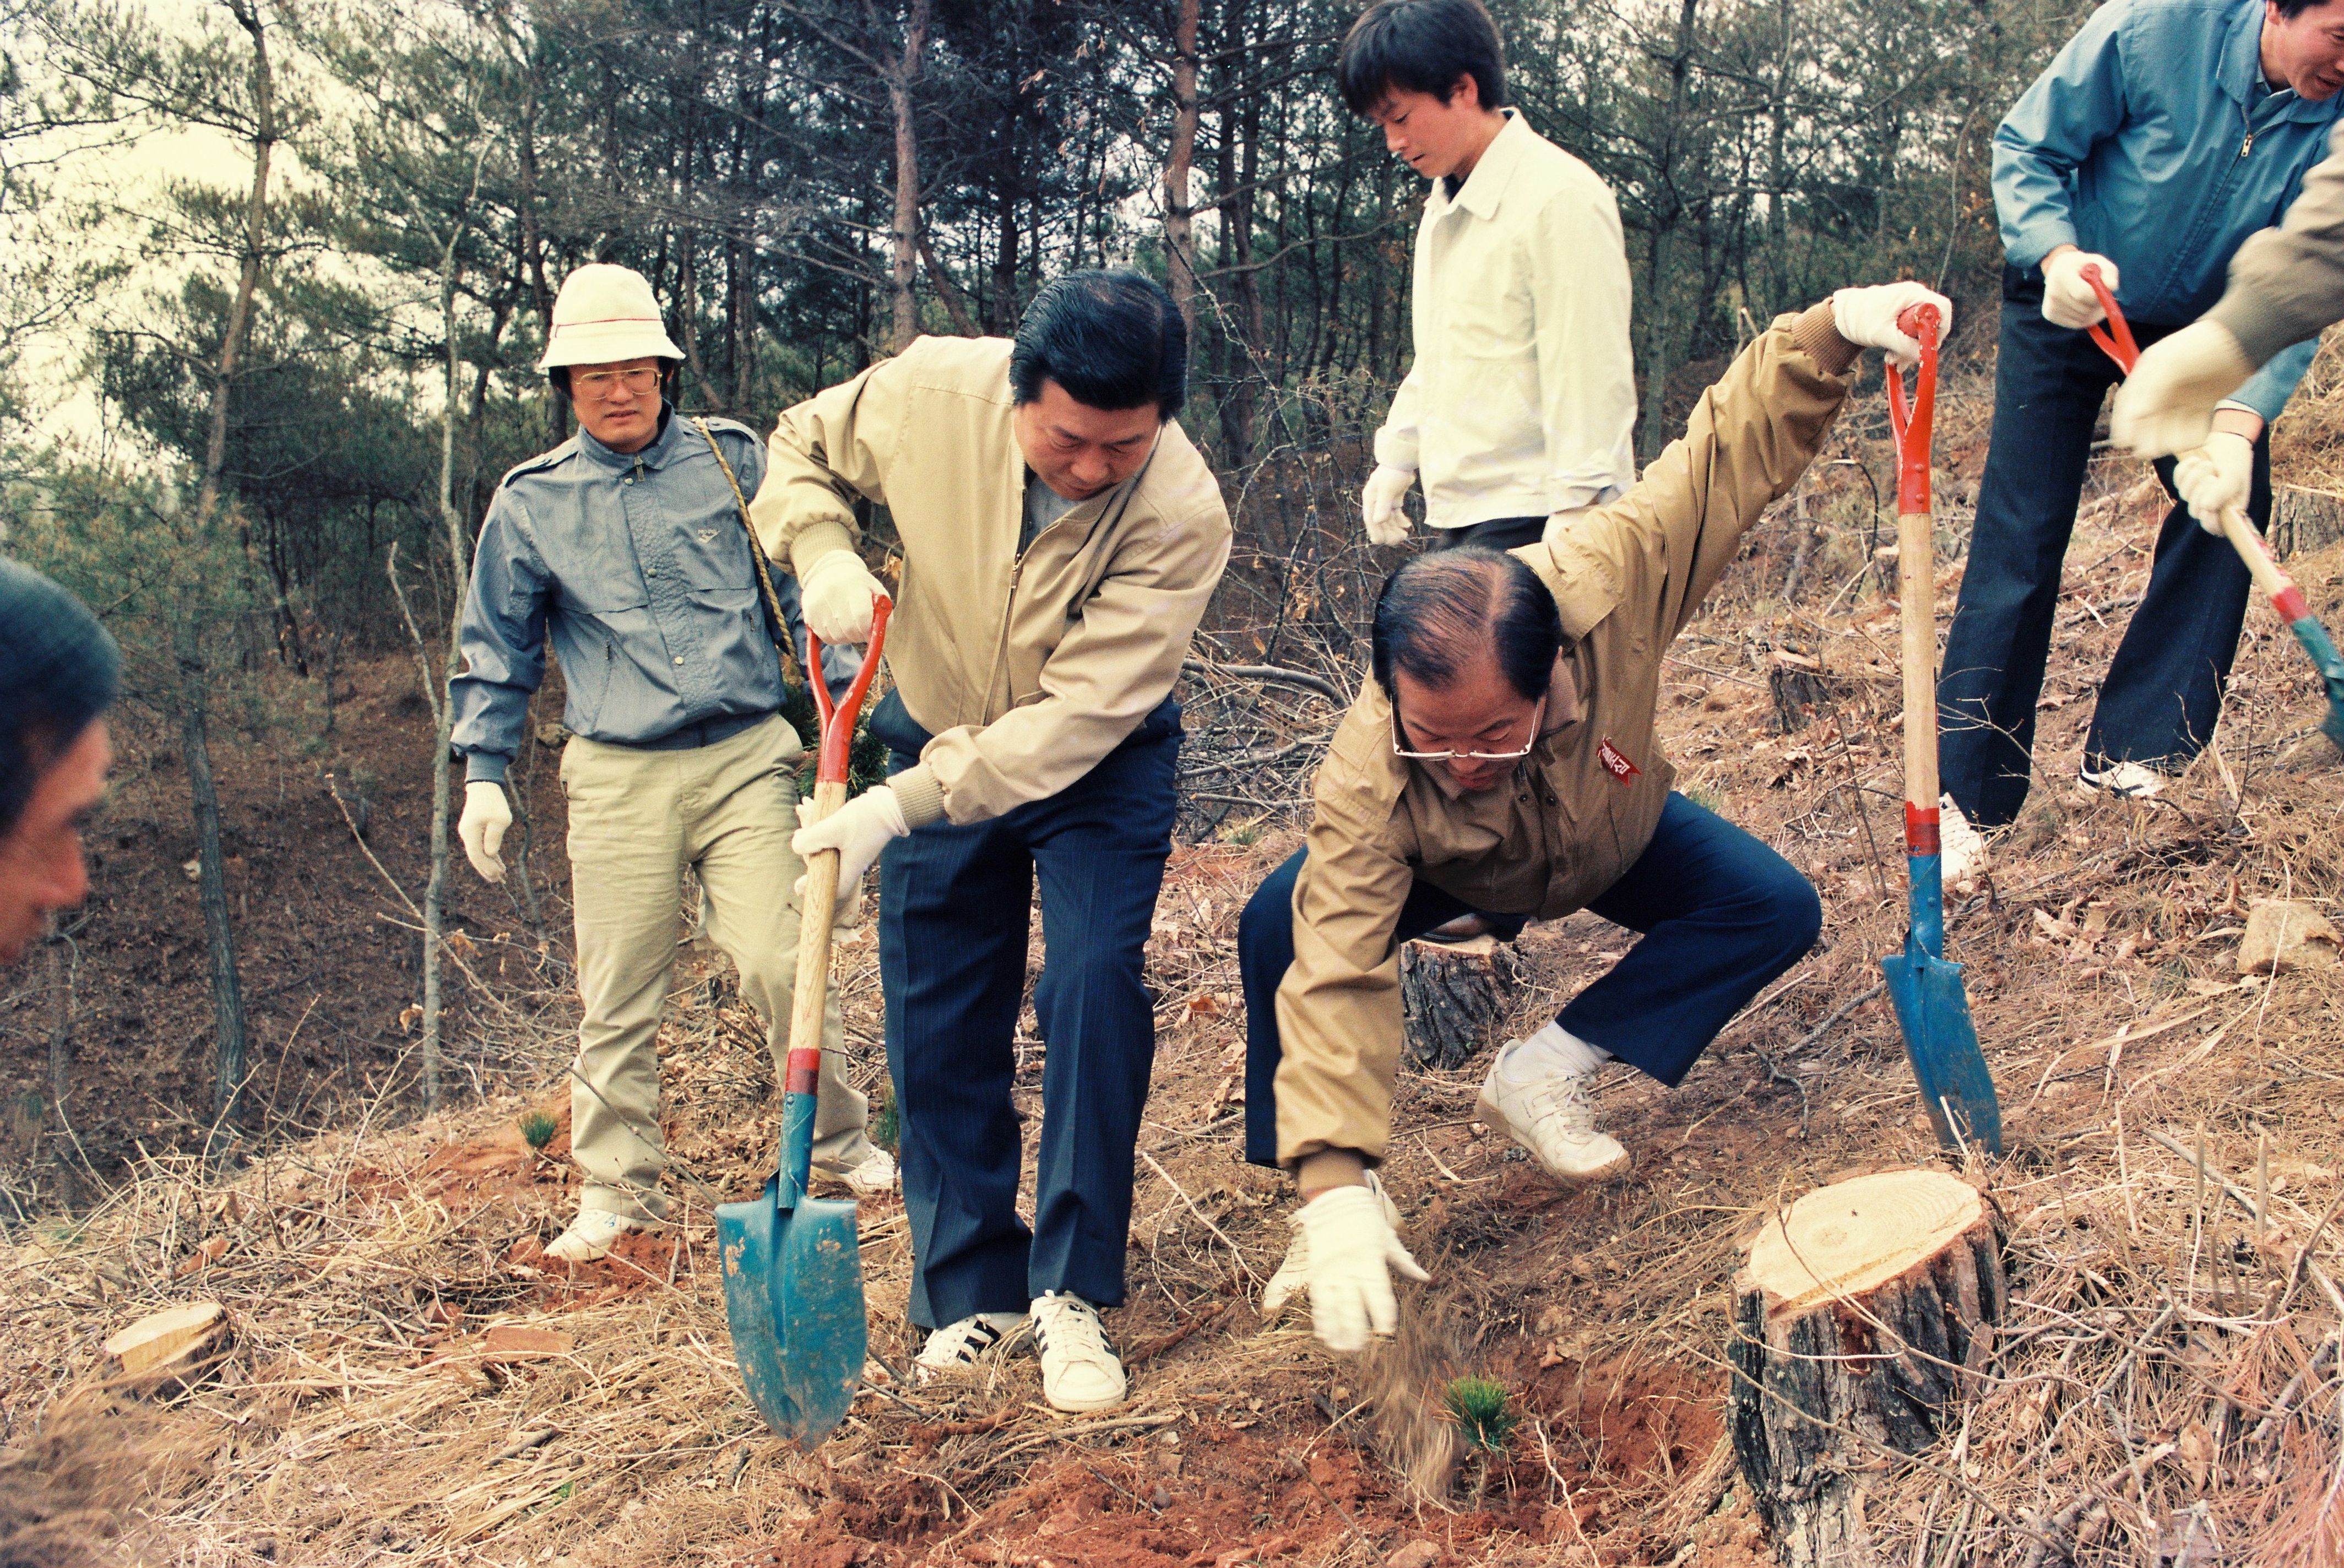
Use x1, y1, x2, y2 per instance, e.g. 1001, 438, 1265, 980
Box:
458, 780, 511, 884
2110, 319, 2256, 458
1828, 283, 1954, 369
2173, 432, 2254, 537
797, 551, 888, 645
1294, 1182, 1430, 1354
790, 784, 910, 931
1361, 464, 1416, 547
2041, 248, 2120, 330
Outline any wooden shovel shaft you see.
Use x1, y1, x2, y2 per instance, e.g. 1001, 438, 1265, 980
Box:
1897, 508, 1939, 828
787, 779, 849, 1091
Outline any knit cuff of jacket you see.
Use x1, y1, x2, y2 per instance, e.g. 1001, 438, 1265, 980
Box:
786, 518, 860, 578
1789, 301, 1861, 376
2208, 295, 2289, 375
887, 762, 948, 830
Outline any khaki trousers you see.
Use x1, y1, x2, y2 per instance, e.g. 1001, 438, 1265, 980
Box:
561, 713, 869, 1221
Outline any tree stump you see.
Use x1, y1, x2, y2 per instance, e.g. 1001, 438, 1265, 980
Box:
1728, 1170, 2006, 1568
102, 1301, 232, 1394
1398, 934, 1521, 1071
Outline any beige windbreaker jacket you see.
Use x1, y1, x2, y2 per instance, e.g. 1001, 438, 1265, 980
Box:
750, 336, 1233, 829
1271, 305, 1860, 1169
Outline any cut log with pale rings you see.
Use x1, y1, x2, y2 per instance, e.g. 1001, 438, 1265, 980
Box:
102, 1300, 231, 1391
1729, 1170, 2006, 1568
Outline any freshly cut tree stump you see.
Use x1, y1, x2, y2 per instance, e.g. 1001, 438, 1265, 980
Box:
1729, 1170, 2006, 1568
102, 1301, 232, 1393
1399, 934, 1522, 1071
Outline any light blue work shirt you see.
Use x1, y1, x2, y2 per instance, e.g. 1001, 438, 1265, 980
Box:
1992, 0, 2341, 421
450, 409, 794, 784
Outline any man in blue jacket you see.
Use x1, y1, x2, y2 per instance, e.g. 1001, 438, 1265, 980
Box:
1936, 0, 2344, 853
451, 264, 888, 1263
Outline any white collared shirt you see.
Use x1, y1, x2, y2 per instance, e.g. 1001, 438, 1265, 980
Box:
1374, 110, 1637, 529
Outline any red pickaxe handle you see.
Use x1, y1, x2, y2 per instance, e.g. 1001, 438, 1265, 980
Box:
805, 596, 893, 786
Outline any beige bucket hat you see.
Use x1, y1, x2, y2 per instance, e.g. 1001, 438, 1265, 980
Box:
537, 263, 686, 372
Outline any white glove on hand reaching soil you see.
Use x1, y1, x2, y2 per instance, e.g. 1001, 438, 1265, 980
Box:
1828, 283, 1953, 368
791, 784, 910, 932
797, 551, 888, 645
2174, 432, 2254, 537
1360, 464, 1417, 547
458, 780, 511, 884
1295, 1181, 1429, 1353
2110, 320, 2256, 458
2041, 249, 2120, 330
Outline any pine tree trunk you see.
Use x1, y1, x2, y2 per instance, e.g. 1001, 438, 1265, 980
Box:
180, 654, 248, 1138
1730, 1170, 2006, 1568
886, 0, 932, 353
1162, 0, 1200, 331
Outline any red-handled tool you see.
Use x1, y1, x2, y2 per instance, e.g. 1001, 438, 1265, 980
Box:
1881, 302, 2003, 1156
2079, 265, 2344, 755
715, 596, 892, 1443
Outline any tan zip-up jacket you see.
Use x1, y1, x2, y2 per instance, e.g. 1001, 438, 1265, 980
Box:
1272, 306, 1860, 1169
750, 336, 1233, 829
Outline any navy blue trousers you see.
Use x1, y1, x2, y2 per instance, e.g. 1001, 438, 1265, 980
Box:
1238, 790, 1820, 1168
878, 706, 1180, 1328
1938, 266, 2273, 828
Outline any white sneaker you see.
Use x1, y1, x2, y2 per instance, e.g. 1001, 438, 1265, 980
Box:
816, 1143, 898, 1197
1030, 1291, 1126, 1413
914, 1311, 1028, 1383
544, 1207, 642, 1263
1261, 1170, 1401, 1319
1939, 794, 1990, 886
2080, 759, 2167, 799
1476, 1041, 1630, 1182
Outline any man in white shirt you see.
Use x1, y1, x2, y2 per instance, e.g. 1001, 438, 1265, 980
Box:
1346, 0, 1638, 552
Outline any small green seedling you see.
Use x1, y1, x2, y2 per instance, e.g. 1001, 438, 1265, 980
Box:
518, 1111, 560, 1152
1442, 1376, 1518, 1452
872, 1086, 900, 1155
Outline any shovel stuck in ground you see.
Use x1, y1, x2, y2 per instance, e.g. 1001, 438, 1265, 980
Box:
717, 600, 892, 1445
1881, 303, 2004, 1156
2079, 265, 2344, 756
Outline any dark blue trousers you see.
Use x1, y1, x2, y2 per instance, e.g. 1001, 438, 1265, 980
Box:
878, 705, 1180, 1329
1237, 790, 1821, 1167
1938, 266, 2273, 828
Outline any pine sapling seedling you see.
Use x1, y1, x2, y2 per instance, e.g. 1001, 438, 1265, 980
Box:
518, 1111, 559, 1153
1443, 1375, 1518, 1506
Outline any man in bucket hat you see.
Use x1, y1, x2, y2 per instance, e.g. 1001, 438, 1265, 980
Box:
451, 263, 888, 1263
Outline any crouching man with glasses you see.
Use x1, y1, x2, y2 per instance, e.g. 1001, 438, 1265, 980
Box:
1236, 281, 1952, 1353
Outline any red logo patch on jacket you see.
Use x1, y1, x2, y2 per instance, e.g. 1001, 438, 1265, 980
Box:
1598, 738, 1641, 784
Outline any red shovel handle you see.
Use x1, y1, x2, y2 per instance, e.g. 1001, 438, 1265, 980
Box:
805, 594, 893, 785
1884, 302, 1941, 516
2080, 264, 2140, 374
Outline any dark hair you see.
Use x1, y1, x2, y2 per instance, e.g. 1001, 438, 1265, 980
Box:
1371, 547, 1560, 703
1338, 0, 1508, 117
2274, 0, 2332, 17
1009, 270, 1188, 419
1, 560, 120, 839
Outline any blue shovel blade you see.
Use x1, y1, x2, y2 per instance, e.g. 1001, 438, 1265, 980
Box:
716, 1176, 868, 1444
1882, 943, 2003, 1156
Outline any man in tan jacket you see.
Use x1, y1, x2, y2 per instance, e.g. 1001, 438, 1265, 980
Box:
752, 272, 1233, 1412
1234, 281, 1950, 1353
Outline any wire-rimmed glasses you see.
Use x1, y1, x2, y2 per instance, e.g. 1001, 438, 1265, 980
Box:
1391, 695, 1546, 763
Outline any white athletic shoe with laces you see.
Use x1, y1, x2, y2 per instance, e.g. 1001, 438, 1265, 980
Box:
1939, 794, 1990, 887
1260, 1169, 1402, 1320
1030, 1291, 1127, 1413
1475, 1039, 1630, 1183
544, 1207, 642, 1263
2079, 759, 2167, 800
914, 1311, 1028, 1383
816, 1143, 898, 1197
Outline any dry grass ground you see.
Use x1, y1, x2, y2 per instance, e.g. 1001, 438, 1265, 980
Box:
11, 348, 2344, 1565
